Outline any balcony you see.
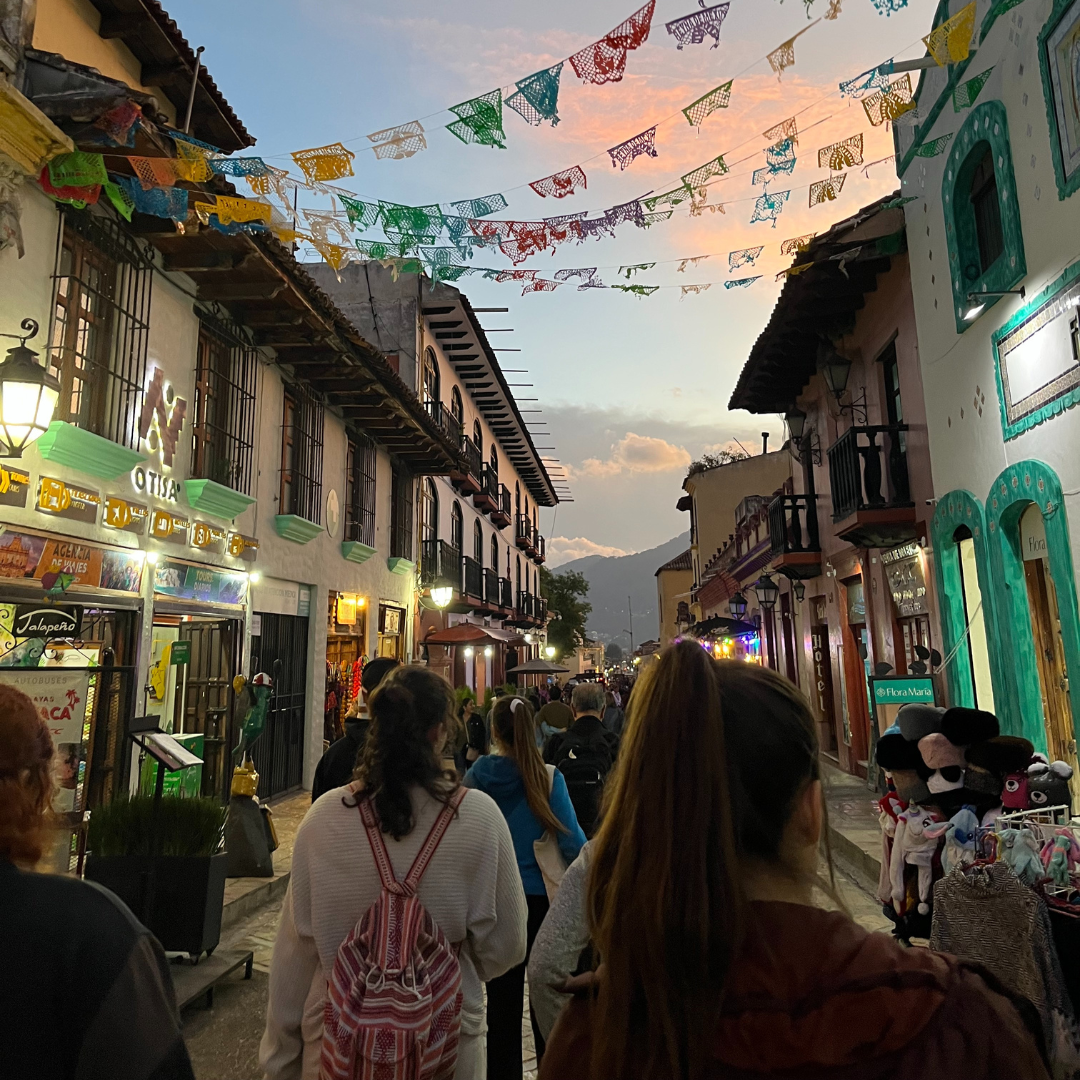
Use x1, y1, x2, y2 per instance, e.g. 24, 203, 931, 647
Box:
425, 400, 462, 445
768, 494, 821, 580
419, 540, 462, 592
451, 437, 482, 496
492, 485, 512, 528
826, 424, 916, 548
516, 591, 536, 625
480, 568, 501, 612
534, 534, 546, 564
536, 597, 547, 623
475, 464, 499, 514
499, 576, 513, 612
463, 556, 483, 602
515, 515, 536, 555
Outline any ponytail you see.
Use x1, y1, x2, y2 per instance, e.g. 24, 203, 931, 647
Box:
490, 695, 566, 835
351, 667, 458, 839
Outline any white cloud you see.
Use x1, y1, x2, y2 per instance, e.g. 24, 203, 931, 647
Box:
546, 536, 631, 567
570, 432, 692, 481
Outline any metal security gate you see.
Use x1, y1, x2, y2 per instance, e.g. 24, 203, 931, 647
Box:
251, 612, 308, 798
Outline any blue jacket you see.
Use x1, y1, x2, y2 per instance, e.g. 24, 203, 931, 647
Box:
463, 754, 586, 896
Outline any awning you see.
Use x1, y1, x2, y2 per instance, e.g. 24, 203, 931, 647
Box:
424, 624, 524, 646
507, 659, 570, 675
692, 616, 759, 637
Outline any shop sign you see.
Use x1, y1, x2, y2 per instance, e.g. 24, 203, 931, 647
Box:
190, 521, 228, 555
380, 604, 403, 635
0, 463, 30, 508
103, 495, 149, 535
298, 585, 311, 618
131, 466, 179, 503
153, 558, 248, 606
227, 532, 259, 563
1022, 509, 1049, 562
0, 667, 91, 812
336, 595, 358, 624
170, 640, 191, 665
36, 477, 101, 525
138, 367, 187, 468
251, 577, 301, 616
0, 531, 143, 593
871, 676, 936, 705
881, 541, 929, 618
149, 508, 191, 545
13, 605, 80, 638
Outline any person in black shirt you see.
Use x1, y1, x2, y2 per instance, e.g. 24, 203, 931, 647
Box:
0, 684, 194, 1080
311, 657, 399, 801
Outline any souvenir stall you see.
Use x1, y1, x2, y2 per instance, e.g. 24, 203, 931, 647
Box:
875, 703, 1080, 1072
325, 591, 366, 746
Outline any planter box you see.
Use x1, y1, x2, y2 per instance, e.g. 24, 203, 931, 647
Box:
84, 852, 227, 958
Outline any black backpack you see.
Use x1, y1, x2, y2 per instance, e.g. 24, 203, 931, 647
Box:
466, 712, 487, 754
553, 728, 614, 836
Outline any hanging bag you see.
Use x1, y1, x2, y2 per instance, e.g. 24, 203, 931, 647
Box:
322, 789, 466, 1080
533, 764, 568, 902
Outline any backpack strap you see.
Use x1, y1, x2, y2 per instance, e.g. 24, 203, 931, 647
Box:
403, 788, 467, 892
358, 796, 403, 894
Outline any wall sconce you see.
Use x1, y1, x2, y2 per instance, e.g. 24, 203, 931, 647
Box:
729, 592, 748, 619
753, 574, 780, 611
0, 319, 60, 458
430, 586, 453, 608
964, 286, 1025, 323
792, 580, 806, 603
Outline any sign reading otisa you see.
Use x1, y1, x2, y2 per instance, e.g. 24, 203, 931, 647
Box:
133, 366, 186, 503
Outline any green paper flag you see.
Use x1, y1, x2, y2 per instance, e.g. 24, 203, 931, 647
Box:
447, 90, 507, 149
612, 283, 659, 296
683, 80, 733, 127
103, 179, 134, 221
643, 186, 693, 212
953, 67, 993, 111
682, 155, 729, 190
915, 133, 953, 158
48, 152, 107, 189
339, 195, 381, 230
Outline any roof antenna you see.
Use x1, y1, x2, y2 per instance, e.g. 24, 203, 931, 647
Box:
183, 46, 205, 134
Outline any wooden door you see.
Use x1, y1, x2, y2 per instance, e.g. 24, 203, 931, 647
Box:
175, 620, 237, 801
1024, 558, 1079, 799
780, 591, 798, 686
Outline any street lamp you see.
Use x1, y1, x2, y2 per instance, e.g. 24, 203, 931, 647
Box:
430, 586, 453, 608
964, 286, 1025, 322
792, 580, 806, 603
753, 574, 780, 611
545, 646, 556, 658
785, 406, 807, 441
729, 592, 748, 620
483, 646, 493, 658
0, 319, 60, 457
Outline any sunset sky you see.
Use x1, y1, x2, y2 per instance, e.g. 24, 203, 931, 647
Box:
168, 0, 941, 563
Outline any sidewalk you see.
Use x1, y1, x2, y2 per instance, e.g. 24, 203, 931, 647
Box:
221, 789, 309, 931
821, 756, 884, 895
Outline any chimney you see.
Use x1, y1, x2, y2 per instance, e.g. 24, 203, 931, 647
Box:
761, 432, 769, 455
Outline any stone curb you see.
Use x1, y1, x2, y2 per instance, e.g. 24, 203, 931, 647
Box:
221, 872, 291, 931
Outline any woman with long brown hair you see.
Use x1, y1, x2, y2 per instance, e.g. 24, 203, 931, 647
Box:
0, 684, 195, 1080
464, 694, 586, 1080
540, 641, 1049, 1080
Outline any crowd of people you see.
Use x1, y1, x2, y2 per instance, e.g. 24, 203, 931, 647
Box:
0, 644, 1056, 1080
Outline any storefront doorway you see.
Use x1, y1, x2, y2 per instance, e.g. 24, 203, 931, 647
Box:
953, 526, 996, 712
251, 611, 308, 798
1020, 504, 1078, 796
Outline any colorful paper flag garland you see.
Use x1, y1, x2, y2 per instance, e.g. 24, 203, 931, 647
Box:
665, 2, 730, 50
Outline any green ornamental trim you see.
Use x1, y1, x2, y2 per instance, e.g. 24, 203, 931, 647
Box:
895, 0, 1023, 176
1038, 0, 1080, 201
992, 257, 1080, 441
34, 420, 145, 480
183, 478, 256, 521
942, 99, 1026, 333
387, 557, 415, 576
273, 514, 322, 544
984, 460, 1080, 752
930, 490, 1010, 715
341, 541, 377, 564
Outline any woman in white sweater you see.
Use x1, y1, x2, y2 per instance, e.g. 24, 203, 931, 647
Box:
260, 667, 528, 1080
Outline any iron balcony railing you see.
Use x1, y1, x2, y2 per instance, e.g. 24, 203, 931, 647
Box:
479, 463, 499, 503
419, 539, 462, 590
483, 568, 500, 607
495, 485, 512, 522
515, 515, 534, 550
459, 437, 482, 481
768, 494, 821, 556
534, 534, 546, 563
463, 555, 483, 599
826, 424, 912, 522
499, 577, 513, 610
424, 400, 461, 444
536, 597, 547, 623
518, 591, 535, 619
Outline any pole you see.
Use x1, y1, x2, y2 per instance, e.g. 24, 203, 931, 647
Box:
628, 596, 634, 654
183, 46, 205, 134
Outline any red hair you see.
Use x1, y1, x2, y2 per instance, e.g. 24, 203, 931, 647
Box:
0, 685, 54, 865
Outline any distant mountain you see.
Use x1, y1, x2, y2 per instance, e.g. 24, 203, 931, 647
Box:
554, 533, 690, 649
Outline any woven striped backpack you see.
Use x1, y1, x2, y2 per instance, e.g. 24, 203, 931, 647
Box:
322, 789, 466, 1080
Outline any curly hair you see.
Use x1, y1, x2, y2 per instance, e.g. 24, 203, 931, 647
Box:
0, 685, 54, 865
350, 667, 458, 840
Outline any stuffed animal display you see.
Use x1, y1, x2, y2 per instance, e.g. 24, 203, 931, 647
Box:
925, 807, 979, 876
998, 827, 1045, 885
1042, 829, 1080, 886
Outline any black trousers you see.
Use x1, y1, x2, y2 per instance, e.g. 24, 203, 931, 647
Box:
486, 892, 549, 1080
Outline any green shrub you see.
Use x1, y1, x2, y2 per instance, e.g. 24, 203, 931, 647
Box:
88, 795, 227, 858
454, 685, 477, 712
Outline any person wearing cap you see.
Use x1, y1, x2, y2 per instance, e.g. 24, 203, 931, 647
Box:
311, 657, 399, 802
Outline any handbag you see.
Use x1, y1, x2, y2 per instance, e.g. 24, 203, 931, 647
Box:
533, 763, 568, 902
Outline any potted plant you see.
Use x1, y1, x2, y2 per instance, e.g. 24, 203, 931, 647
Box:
84, 795, 228, 960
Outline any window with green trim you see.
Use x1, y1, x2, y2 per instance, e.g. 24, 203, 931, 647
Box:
943, 100, 1027, 332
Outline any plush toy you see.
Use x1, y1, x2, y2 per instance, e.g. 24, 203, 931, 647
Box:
890, 805, 945, 915
964, 735, 1035, 815
1041, 829, 1080, 886
998, 827, 1045, 885
876, 791, 907, 906
1028, 759, 1074, 812
925, 806, 980, 875
918, 732, 967, 795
